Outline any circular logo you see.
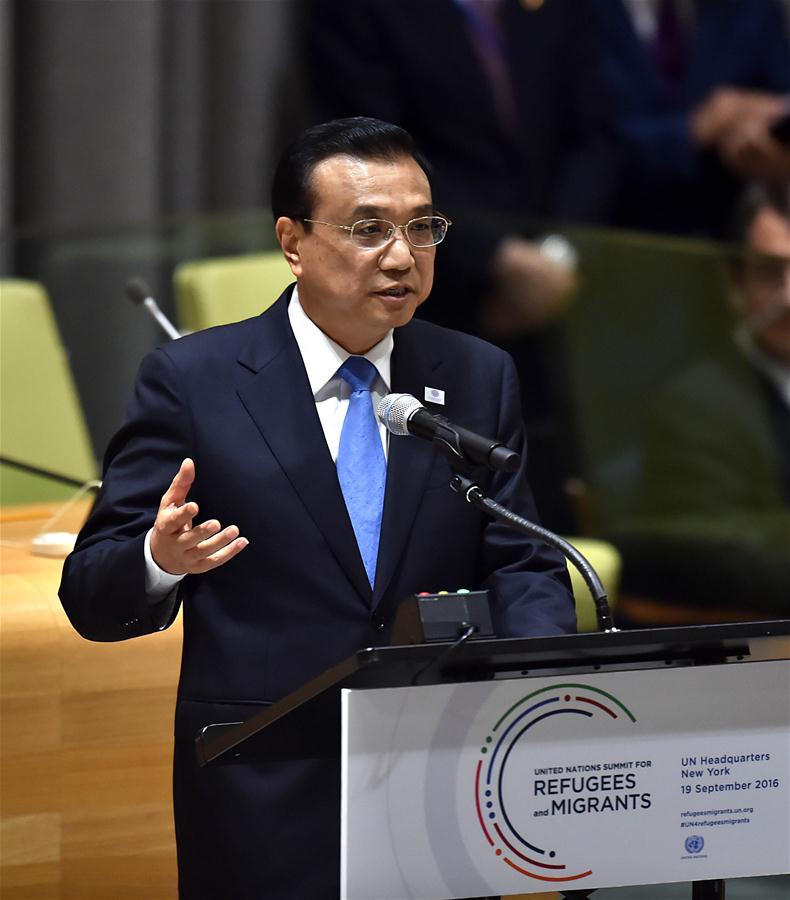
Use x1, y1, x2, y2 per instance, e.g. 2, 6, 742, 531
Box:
685, 835, 705, 854
474, 682, 637, 884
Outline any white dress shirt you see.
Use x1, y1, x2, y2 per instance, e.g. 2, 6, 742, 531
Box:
622, 0, 693, 42
288, 287, 392, 462
144, 287, 394, 599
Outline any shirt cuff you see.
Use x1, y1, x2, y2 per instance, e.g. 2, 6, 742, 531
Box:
144, 527, 185, 602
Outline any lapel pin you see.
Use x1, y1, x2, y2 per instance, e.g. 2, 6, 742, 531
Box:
424, 387, 445, 405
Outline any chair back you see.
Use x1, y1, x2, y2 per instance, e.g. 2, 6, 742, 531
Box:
174, 251, 293, 331
0, 279, 97, 504
560, 227, 730, 532
565, 537, 622, 633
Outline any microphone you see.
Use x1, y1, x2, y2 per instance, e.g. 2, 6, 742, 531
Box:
377, 393, 520, 473
125, 278, 182, 341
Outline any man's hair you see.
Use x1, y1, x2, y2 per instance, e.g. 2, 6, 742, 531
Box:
270, 117, 432, 223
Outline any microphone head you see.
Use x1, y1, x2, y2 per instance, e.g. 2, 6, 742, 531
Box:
377, 393, 424, 435
125, 277, 152, 306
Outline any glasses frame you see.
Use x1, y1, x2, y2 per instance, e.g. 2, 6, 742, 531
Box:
302, 214, 453, 249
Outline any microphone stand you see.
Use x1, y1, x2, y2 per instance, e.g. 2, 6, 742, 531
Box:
0, 455, 101, 557
125, 278, 182, 341
449, 472, 618, 633
0, 454, 99, 490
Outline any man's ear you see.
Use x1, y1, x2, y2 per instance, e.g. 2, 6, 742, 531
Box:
275, 217, 303, 276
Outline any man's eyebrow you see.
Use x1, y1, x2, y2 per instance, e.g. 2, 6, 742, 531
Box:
350, 203, 435, 218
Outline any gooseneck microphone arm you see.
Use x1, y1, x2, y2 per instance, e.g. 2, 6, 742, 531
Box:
125, 278, 182, 341
450, 472, 618, 633
378, 392, 617, 632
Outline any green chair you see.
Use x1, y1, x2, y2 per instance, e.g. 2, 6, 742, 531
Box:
565, 537, 622, 632
560, 227, 730, 533
174, 251, 293, 332
0, 279, 97, 505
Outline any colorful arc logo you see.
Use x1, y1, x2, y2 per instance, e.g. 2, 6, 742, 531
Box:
474, 682, 637, 883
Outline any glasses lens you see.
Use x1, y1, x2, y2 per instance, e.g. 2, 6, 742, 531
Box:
350, 219, 393, 248
407, 216, 448, 246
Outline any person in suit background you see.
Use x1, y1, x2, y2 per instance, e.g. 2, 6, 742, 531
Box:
306, 0, 618, 532
616, 182, 790, 621
594, 0, 790, 237
58, 117, 575, 898
307, 0, 614, 336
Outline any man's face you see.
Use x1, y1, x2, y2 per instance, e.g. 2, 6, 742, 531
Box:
739, 206, 790, 365
276, 154, 436, 354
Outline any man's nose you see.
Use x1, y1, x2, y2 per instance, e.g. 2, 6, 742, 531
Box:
379, 228, 414, 268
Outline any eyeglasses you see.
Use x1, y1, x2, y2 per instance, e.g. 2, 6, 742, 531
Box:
302, 215, 452, 249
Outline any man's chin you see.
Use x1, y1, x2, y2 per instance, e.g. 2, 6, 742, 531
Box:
371, 292, 422, 324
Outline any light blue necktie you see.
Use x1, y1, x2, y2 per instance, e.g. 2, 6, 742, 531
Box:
336, 357, 386, 588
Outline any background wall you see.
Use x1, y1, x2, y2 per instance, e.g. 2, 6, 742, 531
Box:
1, 0, 307, 456
8, 0, 306, 229
2, 0, 790, 461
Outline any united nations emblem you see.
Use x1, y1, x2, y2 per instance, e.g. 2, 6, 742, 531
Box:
684, 835, 705, 854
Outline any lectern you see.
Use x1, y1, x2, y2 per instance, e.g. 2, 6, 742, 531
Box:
196, 621, 790, 900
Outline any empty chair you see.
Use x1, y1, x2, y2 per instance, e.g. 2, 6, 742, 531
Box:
0, 279, 97, 504
174, 251, 293, 332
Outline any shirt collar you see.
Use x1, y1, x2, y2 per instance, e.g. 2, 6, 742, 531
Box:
735, 326, 790, 409
623, 0, 694, 42
287, 286, 393, 396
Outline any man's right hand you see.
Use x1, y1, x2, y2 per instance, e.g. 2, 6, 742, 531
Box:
481, 237, 577, 338
150, 458, 248, 576
690, 88, 788, 148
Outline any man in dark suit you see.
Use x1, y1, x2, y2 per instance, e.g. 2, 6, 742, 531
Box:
59, 118, 575, 898
593, 0, 790, 236
616, 184, 790, 621
306, 0, 614, 334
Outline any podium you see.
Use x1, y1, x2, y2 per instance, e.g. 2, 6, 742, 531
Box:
196, 621, 790, 899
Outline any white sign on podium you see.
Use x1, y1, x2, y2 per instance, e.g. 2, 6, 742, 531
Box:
341, 660, 790, 900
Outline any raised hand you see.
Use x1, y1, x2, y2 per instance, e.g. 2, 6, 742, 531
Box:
150, 458, 248, 575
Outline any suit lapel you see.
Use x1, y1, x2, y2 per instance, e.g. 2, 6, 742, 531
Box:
607, 0, 670, 95
235, 294, 372, 603
373, 322, 446, 607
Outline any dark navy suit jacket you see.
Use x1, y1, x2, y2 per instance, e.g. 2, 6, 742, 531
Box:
594, 0, 790, 234
59, 289, 575, 898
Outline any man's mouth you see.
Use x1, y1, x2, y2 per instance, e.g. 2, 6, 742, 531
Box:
374, 286, 411, 298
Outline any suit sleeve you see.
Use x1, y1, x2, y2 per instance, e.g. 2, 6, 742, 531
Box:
59, 348, 194, 641
481, 352, 577, 637
597, 0, 790, 183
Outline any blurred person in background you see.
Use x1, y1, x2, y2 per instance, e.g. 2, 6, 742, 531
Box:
306, 0, 615, 337
594, 0, 790, 237
306, 0, 618, 531
616, 183, 790, 622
